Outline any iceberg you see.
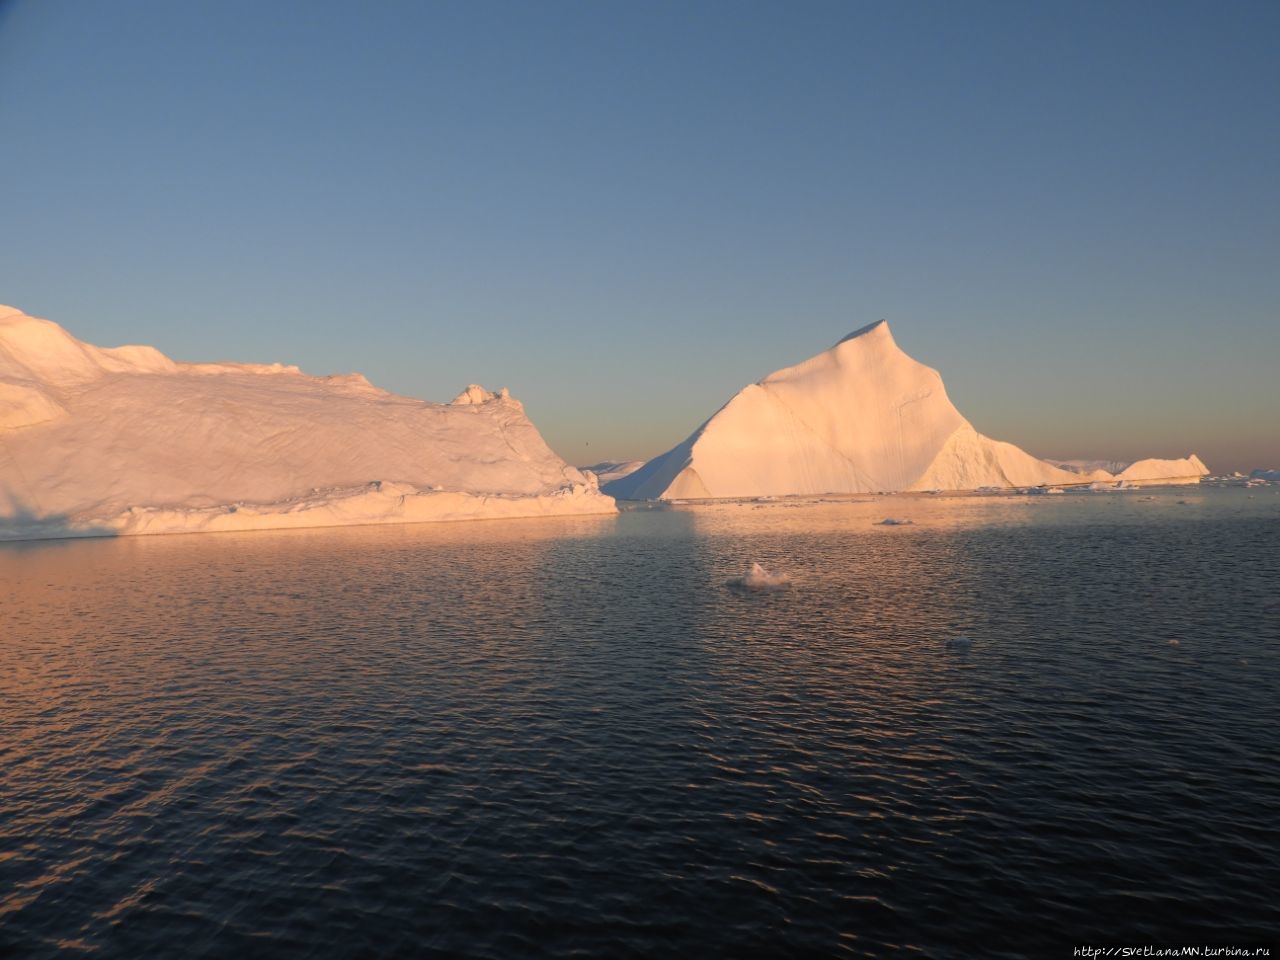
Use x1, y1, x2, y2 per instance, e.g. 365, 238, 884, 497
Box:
604, 321, 1208, 500
0, 305, 615, 540
1050, 456, 1209, 486
727, 561, 791, 592
1112, 456, 1209, 485
578, 459, 647, 486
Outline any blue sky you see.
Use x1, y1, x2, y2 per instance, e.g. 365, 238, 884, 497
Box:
1, 0, 1276, 472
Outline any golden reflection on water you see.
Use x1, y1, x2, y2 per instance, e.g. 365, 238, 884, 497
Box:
1, 487, 1277, 957
664, 488, 1213, 535
0, 485, 1265, 775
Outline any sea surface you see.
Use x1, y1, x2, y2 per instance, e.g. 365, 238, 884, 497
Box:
2, 486, 1278, 959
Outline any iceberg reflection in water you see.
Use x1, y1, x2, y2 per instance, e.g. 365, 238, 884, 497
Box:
1, 487, 1277, 957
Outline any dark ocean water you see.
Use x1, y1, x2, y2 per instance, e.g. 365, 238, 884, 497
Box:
2, 487, 1278, 958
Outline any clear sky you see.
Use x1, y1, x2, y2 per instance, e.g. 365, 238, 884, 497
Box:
1, 0, 1276, 473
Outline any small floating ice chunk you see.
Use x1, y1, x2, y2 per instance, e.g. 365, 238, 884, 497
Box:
878, 518, 914, 526
728, 562, 791, 592
945, 636, 974, 652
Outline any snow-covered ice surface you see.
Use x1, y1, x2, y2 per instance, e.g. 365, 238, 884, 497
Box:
0, 306, 615, 540
604, 321, 1208, 500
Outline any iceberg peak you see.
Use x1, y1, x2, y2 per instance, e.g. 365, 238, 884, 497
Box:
836, 318, 891, 345
604, 321, 1207, 500
450, 384, 514, 405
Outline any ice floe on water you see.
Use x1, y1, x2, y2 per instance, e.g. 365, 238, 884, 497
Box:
728, 562, 791, 592
878, 517, 914, 526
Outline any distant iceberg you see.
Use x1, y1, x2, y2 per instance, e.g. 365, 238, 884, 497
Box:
0, 305, 615, 540
604, 321, 1208, 501
1049, 459, 1134, 476
1052, 456, 1210, 485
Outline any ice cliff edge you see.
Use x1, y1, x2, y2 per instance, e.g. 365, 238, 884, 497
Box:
0, 305, 615, 540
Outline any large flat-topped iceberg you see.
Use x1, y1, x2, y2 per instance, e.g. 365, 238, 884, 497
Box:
605, 321, 1207, 500
0, 305, 615, 540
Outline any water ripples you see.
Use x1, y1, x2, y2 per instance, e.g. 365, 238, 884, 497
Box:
2, 491, 1278, 957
